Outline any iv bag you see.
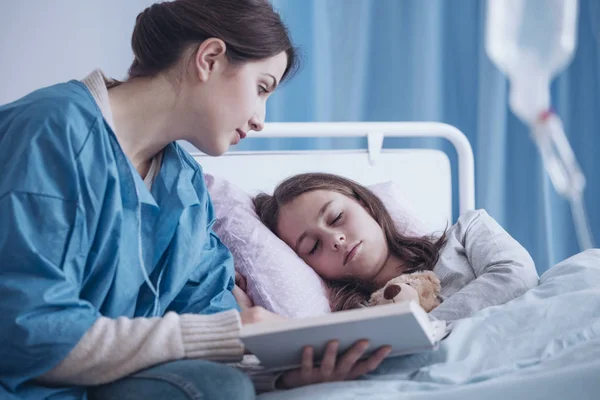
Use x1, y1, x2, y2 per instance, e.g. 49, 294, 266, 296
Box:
485, 0, 594, 250
485, 0, 578, 124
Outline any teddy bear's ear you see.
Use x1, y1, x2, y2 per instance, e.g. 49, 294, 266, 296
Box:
421, 271, 436, 280
383, 284, 402, 300
421, 271, 441, 290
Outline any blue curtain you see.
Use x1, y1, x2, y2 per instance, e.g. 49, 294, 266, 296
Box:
242, 0, 600, 272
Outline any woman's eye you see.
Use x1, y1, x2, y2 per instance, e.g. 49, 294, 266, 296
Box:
309, 240, 320, 255
331, 212, 343, 225
258, 86, 268, 94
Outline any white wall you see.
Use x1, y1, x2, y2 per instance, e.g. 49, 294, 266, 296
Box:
0, 0, 156, 104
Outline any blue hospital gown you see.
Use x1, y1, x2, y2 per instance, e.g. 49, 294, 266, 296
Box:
0, 80, 239, 399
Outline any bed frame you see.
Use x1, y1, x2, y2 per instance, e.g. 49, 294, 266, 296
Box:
190, 122, 475, 231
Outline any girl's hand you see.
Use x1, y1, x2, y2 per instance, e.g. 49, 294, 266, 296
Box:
277, 340, 391, 389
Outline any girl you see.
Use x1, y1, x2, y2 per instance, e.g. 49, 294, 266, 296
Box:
254, 173, 540, 322
0, 2, 387, 399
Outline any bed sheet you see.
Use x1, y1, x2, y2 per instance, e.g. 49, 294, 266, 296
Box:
258, 249, 600, 400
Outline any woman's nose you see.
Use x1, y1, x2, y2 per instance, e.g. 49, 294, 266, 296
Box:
249, 104, 265, 132
249, 115, 264, 132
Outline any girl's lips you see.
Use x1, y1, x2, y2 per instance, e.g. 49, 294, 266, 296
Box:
344, 241, 362, 265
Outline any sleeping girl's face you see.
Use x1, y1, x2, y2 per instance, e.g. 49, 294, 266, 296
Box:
277, 190, 390, 282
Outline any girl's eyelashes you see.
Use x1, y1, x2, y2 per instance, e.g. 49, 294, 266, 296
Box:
309, 240, 320, 255
331, 212, 343, 225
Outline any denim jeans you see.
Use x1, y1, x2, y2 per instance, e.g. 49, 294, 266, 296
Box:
88, 359, 255, 400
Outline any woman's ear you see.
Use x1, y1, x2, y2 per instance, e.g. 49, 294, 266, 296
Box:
193, 38, 227, 83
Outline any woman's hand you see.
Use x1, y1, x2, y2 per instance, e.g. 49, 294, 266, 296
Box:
239, 306, 285, 325
235, 271, 248, 292
277, 340, 391, 389
233, 272, 254, 310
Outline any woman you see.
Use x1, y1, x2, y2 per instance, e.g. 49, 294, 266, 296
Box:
254, 173, 540, 321
0, 1, 387, 399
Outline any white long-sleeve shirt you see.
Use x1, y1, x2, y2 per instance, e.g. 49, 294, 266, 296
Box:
430, 209, 540, 321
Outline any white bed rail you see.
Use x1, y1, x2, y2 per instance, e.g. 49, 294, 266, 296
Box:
235, 122, 475, 214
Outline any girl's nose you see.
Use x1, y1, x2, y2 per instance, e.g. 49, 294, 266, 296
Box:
331, 233, 345, 250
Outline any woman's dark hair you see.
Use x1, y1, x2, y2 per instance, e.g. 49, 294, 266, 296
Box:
128, 0, 299, 82
253, 173, 447, 312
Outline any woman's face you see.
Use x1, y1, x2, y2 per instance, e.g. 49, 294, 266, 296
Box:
277, 190, 391, 282
185, 49, 288, 156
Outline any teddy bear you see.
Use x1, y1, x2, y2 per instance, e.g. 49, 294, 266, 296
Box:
367, 270, 442, 312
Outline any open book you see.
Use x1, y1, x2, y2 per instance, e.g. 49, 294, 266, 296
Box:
241, 300, 449, 373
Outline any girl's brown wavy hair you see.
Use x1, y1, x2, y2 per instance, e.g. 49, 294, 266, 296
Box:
253, 173, 447, 311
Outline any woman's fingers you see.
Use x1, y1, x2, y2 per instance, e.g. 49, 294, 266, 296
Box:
235, 271, 247, 291
232, 284, 253, 310
334, 339, 369, 378
347, 345, 392, 380
300, 346, 314, 384
280, 342, 392, 389
318, 340, 339, 381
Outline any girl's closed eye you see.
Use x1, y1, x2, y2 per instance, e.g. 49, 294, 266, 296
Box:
331, 212, 343, 225
309, 240, 320, 255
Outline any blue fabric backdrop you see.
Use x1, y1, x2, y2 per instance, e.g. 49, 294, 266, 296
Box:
239, 0, 600, 273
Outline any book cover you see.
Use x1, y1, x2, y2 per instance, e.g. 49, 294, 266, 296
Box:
241, 300, 447, 372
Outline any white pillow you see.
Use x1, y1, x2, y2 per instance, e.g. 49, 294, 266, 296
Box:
206, 174, 331, 318
368, 181, 432, 237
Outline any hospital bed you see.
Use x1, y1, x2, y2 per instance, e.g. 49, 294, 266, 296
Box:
191, 122, 600, 400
